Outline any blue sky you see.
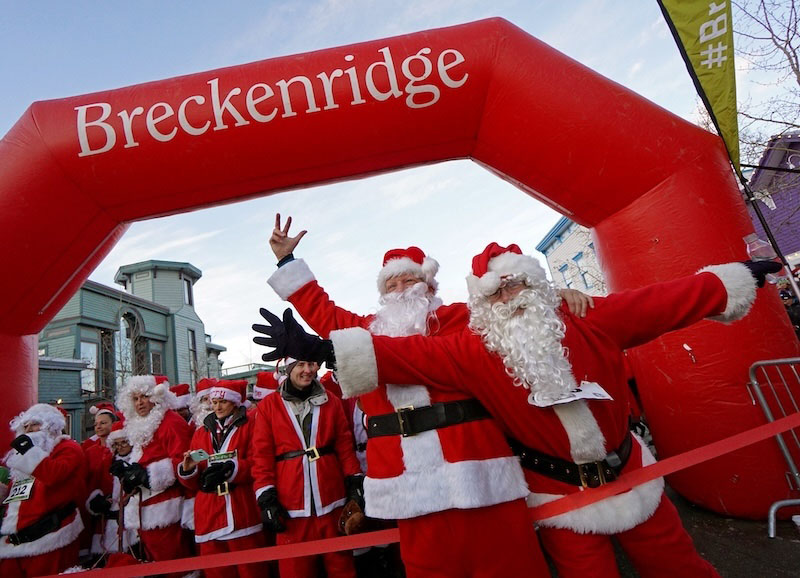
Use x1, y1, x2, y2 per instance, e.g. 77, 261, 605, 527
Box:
1, 1, 723, 370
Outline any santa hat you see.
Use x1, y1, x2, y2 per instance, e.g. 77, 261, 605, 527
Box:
89, 402, 119, 421
106, 420, 128, 447
466, 242, 547, 299
376, 246, 439, 295
253, 371, 279, 400
208, 379, 248, 406
9, 403, 66, 437
195, 377, 217, 400
169, 383, 192, 409
117, 375, 172, 409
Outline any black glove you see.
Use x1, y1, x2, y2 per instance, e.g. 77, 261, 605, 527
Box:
88, 493, 112, 517
253, 308, 336, 366
109, 459, 130, 479
344, 474, 365, 510
121, 462, 150, 493
10, 435, 34, 455
199, 461, 235, 493
742, 260, 782, 288
257, 487, 289, 533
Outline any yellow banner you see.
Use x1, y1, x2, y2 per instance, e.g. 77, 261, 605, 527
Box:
658, 0, 740, 173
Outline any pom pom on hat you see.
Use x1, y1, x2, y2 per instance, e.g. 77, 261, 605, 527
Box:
89, 402, 119, 420
169, 383, 192, 409
466, 242, 547, 299
376, 246, 439, 295
253, 371, 279, 400
208, 379, 248, 406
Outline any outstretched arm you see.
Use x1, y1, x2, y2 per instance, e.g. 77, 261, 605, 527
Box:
558, 288, 594, 318
269, 213, 307, 261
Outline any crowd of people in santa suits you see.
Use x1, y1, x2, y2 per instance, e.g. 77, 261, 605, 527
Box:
0, 211, 781, 577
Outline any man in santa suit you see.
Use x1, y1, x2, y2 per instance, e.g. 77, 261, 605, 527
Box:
113, 375, 194, 572
260, 243, 781, 577
170, 384, 193, 422
261, 214, 583, 576
178, 379, 268, 578
0, 404, 87, 577
251, 357, 363, 578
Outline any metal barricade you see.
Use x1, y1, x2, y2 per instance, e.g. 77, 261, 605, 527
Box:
746, 357, 800, 537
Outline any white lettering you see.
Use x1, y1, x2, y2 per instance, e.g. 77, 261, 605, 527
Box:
708, 2, 726, 16
177, 95, 210, 135
146, 102, 177, 142
402, 48, 439, 109
118, 107, 145, 148
316, 69, 344, 110
76, 103, 116, 157
344, 55, 366, 105
699, 13, 727, 42
276, 76, 322, 118
365, 47, 402, 101
438, 49, 468, 88
246, 84, 278, 123
208, 78, 249, 131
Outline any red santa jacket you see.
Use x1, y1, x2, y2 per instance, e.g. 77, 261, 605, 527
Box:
331, 266, 756, 534
0, 437, 87, 558
251, 381, 361, 517
124, 410, 192, 531
268, 258, 529, 519
85, 443, 114, 501
178, 408, 262, 542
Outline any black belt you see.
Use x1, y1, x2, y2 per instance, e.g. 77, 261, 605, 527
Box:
355, 442, 367, 452
199, 481, 237, 496
106, 510, 119, 521
276, 445, 335, 462
367, 399, 491, 438
5, 502, 77, 546
508, 433, 633, 489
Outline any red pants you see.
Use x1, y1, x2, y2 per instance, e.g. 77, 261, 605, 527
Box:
276, 508, 355, 578
538, 494, 720, 578
0, 539, 81, 578
397, 499, 548, 578
139, 523, 194, 578
198, 532, 271, 578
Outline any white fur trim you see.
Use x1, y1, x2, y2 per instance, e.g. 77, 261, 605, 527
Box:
254, 484, 274, 501
9, 404, 66, 437
208, 387, 242, 406
128, 496, 183, 530
181, 497, 195, 531
215, 523, 262, 541
364, 455, 528, 519
377, 256, 439, 295
526, 436, 664, 533
252, 385, 275, 400
85, 489, 105, 515
268, 258, 316, 300
698, 263, 757, 322
172, 394, 191, 409
467, 252, 547, 298
553, 401, 607, 463
330, 328, 380, 398
0, 507, 83, 558
8, 445, 48, 476
146, 458, 177, 493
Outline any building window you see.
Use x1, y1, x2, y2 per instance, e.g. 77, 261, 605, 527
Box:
151, 351, 163, 375
38, 346, 47, 357
188, 329, 198, 386
558, 264, 573, 288
184, 279, 194, 306
573, 252, 592, 289
80, 341, 99, 393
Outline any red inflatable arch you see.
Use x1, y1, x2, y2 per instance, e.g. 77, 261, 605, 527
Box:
1, 18, 798, 518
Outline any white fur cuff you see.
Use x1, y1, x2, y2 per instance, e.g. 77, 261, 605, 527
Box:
330, 328, 379, 398
698, 263, 757, 323
146, 458, 177, 492
268, 259, 316, 300
10, 445, 48, 476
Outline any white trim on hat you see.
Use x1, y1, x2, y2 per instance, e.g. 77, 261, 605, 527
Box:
208, 386, 243, 406
377, 256, 439, 295
467, 252, 546, 298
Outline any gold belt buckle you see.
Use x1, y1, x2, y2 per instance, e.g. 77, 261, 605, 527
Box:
396, 406, 415, 437
577, 462, 606, 488
216, 481, 230, 496
307, 446, 321, 462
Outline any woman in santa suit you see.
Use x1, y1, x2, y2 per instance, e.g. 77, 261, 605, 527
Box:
0, 403, 87, 577
178, 379, 268, 578
252, 357, 363, 578
113, 375, 193, 573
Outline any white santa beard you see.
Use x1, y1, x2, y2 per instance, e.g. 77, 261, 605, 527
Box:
123, 403, 168, 448
470, 287, 576, 406
189, 398, 212, 428
369, 282, 442, 337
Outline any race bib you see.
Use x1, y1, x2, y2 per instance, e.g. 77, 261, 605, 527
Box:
208, 450, 237, 464
3, 478, 34, 504
550, 381, 614, 406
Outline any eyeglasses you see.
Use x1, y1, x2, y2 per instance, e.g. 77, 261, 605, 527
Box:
488, 279, 527, 301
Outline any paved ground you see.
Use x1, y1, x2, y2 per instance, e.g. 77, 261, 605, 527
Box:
612, 487, 800, 577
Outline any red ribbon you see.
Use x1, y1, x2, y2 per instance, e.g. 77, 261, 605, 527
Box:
41, 411, 800, 577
